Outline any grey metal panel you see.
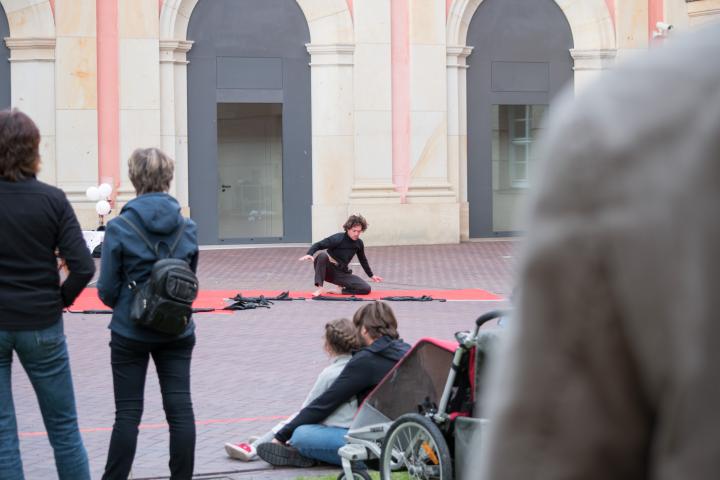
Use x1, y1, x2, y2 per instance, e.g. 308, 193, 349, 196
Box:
491, 61, 549, 92
0, 4, 10, 109
216, 89, 283, 103
466, 0, 574, 238
187, 0, 311, 245
187, 56, 220, 246
216, 57, 283, 90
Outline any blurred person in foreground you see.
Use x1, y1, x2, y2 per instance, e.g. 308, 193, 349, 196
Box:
0, 109, 95, 480
478, 25, 720, 480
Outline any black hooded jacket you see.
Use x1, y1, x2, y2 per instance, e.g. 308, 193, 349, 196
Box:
275, 335, 410, 443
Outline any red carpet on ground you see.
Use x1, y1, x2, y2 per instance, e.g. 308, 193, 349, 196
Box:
69, 288, 502, 312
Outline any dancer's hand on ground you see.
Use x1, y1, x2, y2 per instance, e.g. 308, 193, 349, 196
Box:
371, 275, 384, 283
298, 254, 313, 262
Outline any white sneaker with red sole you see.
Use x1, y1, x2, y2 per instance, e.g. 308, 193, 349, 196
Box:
225, 442, 257, 461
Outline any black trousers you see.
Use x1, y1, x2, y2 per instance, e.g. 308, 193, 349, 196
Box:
314, 252, 371, 294
102, 332, 196, 480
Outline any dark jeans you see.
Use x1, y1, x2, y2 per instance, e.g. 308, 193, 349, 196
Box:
0, 321, 90, 480
314, 252, 371, 294
102, 332, 196, 480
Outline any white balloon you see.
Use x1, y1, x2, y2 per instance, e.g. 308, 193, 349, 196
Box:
95, 200, 111, 216
86, 186, 100, 201
98, 183, 113, 199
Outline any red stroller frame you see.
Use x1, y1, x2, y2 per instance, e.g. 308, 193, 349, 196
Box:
338, 310, 505, 480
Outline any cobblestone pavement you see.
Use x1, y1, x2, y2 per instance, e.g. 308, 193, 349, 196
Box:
11, 241, 518, 479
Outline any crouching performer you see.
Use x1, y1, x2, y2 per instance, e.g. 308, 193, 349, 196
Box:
299, 214, 383, 296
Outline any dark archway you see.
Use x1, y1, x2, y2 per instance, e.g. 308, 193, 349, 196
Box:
0, 3, 11, 109
187, 0, 311, 244
466, 0, 573, 237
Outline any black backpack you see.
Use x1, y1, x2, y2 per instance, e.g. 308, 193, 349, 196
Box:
119, 216, 199, 336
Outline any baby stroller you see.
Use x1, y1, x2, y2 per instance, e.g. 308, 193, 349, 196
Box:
338, 310, 506, 480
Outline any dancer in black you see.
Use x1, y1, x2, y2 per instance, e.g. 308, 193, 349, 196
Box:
299, 214, 383, 296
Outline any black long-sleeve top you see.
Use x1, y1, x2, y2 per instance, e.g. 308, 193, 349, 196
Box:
307, 232, 374, 277
275, 336, 410, 443
0, 177, 95, 330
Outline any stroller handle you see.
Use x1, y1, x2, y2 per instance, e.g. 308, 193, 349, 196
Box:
475, 309, 507, 328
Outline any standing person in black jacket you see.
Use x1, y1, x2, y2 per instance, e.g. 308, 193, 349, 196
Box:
0, 109, 95, 480
299, 214, 383, 296
257, 301, 410, 467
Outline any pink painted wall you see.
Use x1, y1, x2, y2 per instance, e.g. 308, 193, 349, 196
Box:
391, 0, 410, 201
648, 0, 663, 39
446, 0, 452, 19
96, 0, 120, 192
346, 0, 353, 18
605, 0, 615, 25
49, 0, 55, 16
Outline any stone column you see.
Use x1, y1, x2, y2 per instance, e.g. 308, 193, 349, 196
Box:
55, 0, 99, 227
118, 0, 161, 203
306, 43, 356, 241
160, 40, 193, 211
446, 45, 472, 240
407, 0, 454, 199
349, 0, 397, 203
6, 38, 56, 185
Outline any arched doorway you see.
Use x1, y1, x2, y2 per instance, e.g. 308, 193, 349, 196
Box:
187, 0, 312, 244
466, 0, 573, 237
0, 3, 10, 108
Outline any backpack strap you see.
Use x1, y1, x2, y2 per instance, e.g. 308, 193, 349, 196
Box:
168, 220, 187, 256
119, 215, 187, 258
118, 215, 159, 257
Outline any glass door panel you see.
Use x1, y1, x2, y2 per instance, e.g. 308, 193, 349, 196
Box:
217, 103, 283, 240
491, 104, 547, 233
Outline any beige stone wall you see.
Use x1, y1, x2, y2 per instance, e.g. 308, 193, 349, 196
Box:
686, 0, 720, 25
118, 0, 161, 203
54, 0, 99, 227
7, 0, 710, 244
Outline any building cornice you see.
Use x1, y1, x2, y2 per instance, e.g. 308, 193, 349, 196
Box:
5, 37, 56, 62
306, 43, 355, 66
570, 48, 617, 71
159, 39, 193, 64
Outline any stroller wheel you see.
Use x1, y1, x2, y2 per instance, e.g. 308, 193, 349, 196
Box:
337, 470, 372, 480
380, 413, 452, 480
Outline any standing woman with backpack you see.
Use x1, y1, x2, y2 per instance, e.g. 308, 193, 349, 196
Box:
0, 109, 95, 480
97, 147, 199, 480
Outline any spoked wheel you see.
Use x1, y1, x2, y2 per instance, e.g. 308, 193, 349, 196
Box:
337, 470, 372, 480
380, 413, 452, 480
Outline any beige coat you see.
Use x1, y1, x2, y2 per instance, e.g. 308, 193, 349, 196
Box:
478, 25, 720, 480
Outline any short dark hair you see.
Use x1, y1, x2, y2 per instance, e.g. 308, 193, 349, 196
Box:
352, 301, 399, 341
0, 109, 41, 182
343, 214, 368, 232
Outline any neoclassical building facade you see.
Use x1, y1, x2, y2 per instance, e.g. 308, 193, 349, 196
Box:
0, 0, 717, 245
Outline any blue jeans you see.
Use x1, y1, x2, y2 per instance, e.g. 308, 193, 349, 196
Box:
0, 320, 90, 480
102, 332, 196, 480
289, 424, 349, 466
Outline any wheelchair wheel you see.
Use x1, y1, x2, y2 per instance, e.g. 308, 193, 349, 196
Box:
380, 413, 452, 480
337, 470, 372, 480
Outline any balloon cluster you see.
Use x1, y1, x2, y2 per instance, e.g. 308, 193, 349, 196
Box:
86, 183, 113, 217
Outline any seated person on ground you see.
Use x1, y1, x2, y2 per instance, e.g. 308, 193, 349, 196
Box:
224, 318, 360, 461
256, 301, 411, 467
